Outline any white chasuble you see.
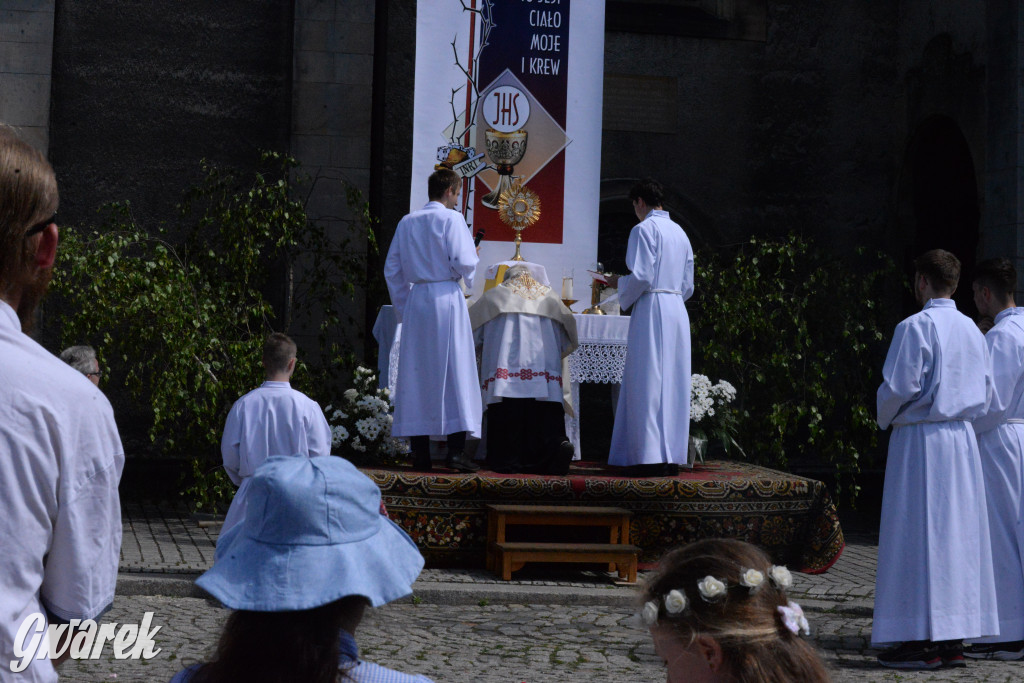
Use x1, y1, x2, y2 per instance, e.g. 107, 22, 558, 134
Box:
384, 201, 482, 438
873, 298, 998, 643
469, 269, 578, 412
609, 209, 694, 467
969, 307, 1024, 643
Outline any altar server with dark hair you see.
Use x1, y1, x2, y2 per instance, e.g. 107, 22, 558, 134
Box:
873, 249, 998, 669
606, 177, 694, 477
964, 257, 1024, 660
384, 169, 482, 473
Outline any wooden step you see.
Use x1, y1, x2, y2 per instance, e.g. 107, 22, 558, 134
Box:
491, 541, 639, 583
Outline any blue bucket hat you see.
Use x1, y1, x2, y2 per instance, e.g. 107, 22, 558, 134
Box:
197, 455, 424, 611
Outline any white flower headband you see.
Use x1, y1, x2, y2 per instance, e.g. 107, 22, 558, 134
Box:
641, 564, 805, 635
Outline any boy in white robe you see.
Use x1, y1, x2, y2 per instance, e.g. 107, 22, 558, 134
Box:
874, 249, 998, 669
219, 332, 332, 542
964, 257, 1024, 660
606, 178, 694, 477
384, 169, 481, 472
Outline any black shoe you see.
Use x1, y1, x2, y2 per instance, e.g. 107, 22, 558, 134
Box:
548, 441, 575, 476
623, 463, 679, 478
445, 452, 480, 473
936, 640, 966, 668
412, 455, 433, 472
876, 641, 942, 670
964, 640, 1024, 661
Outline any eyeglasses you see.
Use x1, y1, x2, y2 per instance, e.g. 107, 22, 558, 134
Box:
85, 370, 101, 378
24, 212, 57, 238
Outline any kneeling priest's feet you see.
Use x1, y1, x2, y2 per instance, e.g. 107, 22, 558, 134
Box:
876, 641, 942, 670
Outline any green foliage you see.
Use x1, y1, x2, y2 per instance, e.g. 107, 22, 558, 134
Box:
692, 233, 893, 500
51, 152, 374, 511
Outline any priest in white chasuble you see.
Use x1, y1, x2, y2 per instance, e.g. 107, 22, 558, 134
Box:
873, 249, 998, 670
606, 178, 694, 477
384, 169, 482, 473
470, 264, 577, 474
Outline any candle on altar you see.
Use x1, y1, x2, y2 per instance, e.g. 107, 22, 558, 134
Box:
561, 277, 573, 300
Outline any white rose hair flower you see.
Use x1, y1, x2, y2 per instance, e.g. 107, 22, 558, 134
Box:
769, 565, 793, 589
641, 600, 660, 627
664, 589, 688, 614
697, 575, 727, 601
738, 568, 765, 592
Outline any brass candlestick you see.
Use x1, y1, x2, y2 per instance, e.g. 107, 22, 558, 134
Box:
583, 278, 606, 315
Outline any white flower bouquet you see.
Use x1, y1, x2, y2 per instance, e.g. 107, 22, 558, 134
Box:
325, 366, 408, 466
690, 374, 744, 462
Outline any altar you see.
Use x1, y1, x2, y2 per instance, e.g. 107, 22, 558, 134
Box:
373, 305, 629, 459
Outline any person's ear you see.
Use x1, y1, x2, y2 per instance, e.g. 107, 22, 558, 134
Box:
694, 634, 725, 672
287, 356, 297, 374
33, 223, 58, 269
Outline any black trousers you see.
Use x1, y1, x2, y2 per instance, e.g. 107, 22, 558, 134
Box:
485, 398, 566, 474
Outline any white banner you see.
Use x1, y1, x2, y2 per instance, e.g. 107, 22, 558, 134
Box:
411, 0, 605, 306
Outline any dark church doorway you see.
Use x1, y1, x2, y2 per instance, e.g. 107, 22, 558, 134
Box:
897, 116, 980, 317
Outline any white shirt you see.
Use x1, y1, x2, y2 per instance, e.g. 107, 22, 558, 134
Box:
0, 300, 124, 683
219, 382, 332, 539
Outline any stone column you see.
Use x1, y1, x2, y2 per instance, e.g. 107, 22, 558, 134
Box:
0, 1, 54, 154
984, 0, 1024, 299
291, 0, 375, 355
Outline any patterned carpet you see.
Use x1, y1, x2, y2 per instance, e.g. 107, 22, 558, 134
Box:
363, 460, 845, 573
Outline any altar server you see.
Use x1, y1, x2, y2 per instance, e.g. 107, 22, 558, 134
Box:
964, 257, 1024, 660
606, 178, 694, 476
470, 264, 577, 474
874, 249, 997, 669
384, 169, 482, 472
219, 332, 332, 543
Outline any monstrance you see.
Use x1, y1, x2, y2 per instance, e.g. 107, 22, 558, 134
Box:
496, 180, 541, 262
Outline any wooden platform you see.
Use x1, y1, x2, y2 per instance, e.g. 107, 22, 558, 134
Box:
363, 460, 845, 572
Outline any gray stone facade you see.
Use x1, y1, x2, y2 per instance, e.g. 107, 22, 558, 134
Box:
5, 0, 1024, 336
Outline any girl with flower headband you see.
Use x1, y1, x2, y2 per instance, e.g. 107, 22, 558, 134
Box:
640, 539, 830, 682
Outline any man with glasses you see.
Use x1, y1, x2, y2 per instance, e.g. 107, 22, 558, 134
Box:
59, 345, 101, 386
0, 126, 124, 681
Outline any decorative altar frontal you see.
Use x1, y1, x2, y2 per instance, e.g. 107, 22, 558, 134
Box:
363, 460, 845, 573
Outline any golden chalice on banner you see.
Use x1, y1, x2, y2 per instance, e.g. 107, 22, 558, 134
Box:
497, 180, 540, 262
481, 129, 528, 209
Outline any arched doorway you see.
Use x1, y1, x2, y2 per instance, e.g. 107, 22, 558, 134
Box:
896, 116, 980, 316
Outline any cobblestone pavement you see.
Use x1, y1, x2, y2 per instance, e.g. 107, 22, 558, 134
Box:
59, 595, 1024, 682
90, 506, 1024, 682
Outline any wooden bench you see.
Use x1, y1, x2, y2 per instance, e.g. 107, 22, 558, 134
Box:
486, 504, 638, 583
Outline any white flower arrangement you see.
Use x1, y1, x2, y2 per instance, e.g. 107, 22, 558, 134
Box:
697, 575, 727, 601
325, 366, 408, 465
689, 374, 743, 460
638, 563, 808, 638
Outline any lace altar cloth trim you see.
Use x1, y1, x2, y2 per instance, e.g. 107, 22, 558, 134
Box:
568, 342, 628, 384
